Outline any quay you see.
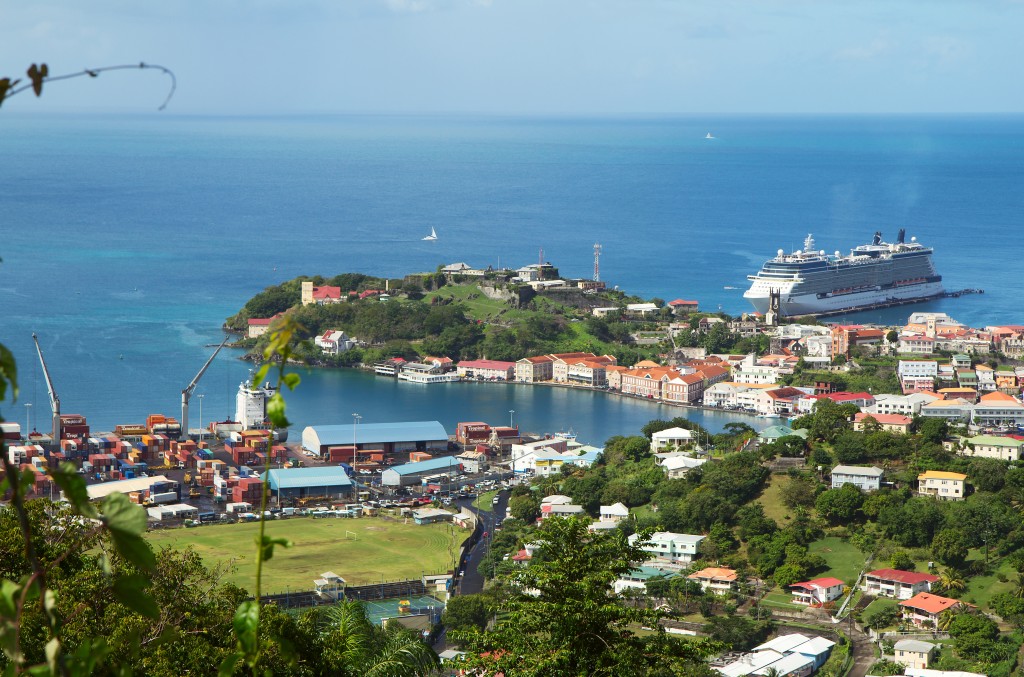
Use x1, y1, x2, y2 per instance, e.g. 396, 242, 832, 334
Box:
810, 289, 983, 319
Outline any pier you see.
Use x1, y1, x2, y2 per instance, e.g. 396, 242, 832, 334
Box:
807, 289, 984, 319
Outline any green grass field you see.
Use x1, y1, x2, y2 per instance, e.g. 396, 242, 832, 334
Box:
963, 552, 1017, 609
808, 537, 866, 585
146, 516, 465, 593
755, 475, 799, 524
474, 490, 499, 511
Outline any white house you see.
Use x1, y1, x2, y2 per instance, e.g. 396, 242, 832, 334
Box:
790, 577, 845, 606
599, 502, 630, 523
687, 566, 737, 593
862, 569, 938, 600
629, 531, 705, 565
959, 435, 1024, 462
830, 465, 884, 492
865, 392, 941, 417
660, 454, 707, 479
894, 639, 936, 670
650, 427, 695, 452
971, 392, 1024, 426
315, 330, 357, 355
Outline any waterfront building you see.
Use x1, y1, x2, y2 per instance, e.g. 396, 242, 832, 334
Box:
620, 366, 679, 399
514, 355, 554, 382
301, 421, 448, 457
830, 465, 884, 492
246, 313, 283, 338
864, 392, 940, 417
550, 352, 617, 383
315, 330, 357, 354
456, 359, 516, 380
917, 470, 967, 501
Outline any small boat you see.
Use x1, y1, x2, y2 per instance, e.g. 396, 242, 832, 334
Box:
705, 132, 715, 140
422, 227, 438, 241
724, 286, 737, 290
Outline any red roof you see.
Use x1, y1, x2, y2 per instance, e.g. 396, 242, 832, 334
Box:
311, 285, 341, 300
900, 592, 961, 615
866, 569, 939, 585
668, 299, 699, 306
792, 577, 844, 590
828, 392, 873, 402
459, 359, 516, 370
511, 549, 532, 562
855, 413, 913, 426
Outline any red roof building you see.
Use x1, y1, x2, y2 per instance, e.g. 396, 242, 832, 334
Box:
790, 577, 845, 606
862, 569, 938, 600
900, 592, 966, 626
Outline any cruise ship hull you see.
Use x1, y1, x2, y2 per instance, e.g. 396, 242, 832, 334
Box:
744, 281, 944, 316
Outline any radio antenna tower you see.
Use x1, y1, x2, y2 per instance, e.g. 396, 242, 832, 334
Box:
593, 242, 602, 281
538, 247, 544, 266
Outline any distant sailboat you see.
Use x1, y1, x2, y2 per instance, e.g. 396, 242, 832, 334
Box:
705, 132, 715, 140
422, 227, 438, 241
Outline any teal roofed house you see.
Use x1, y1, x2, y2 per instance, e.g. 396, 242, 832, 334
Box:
757, 425, 809, 444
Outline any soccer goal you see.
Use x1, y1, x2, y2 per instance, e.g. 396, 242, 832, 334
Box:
345, 531, 358, 541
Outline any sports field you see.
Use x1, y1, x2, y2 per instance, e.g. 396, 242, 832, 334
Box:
146, 516, 464, 592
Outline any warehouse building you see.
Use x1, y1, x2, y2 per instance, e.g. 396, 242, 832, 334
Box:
266, 466, 354, 502
301, 421, 449, 457
381, 456, 463, 487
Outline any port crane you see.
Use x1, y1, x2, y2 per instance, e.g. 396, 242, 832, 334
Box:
180, 336, 228, 441
31, 333, 60, 442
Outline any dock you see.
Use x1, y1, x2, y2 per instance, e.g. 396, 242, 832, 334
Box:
804, 289, 984, 319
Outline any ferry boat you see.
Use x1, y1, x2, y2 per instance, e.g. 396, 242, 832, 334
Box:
743, 230, 943, 316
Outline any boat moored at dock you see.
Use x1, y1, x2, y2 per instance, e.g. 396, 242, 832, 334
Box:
744, 230, 944, 317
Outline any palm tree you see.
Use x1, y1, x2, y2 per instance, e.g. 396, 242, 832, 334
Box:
1013, 573, 1024, 599
937, 568, 966, 595
937, 602, 968, 632
320, 600, 440, 677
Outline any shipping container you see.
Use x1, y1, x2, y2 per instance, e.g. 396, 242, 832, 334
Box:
150, 491, 177, 505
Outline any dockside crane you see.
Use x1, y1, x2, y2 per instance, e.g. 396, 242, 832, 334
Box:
31, 333, 60, 442
181, 336, 229, 441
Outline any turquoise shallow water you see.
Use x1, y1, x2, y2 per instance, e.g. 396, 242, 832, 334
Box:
2, 113, 1022, 438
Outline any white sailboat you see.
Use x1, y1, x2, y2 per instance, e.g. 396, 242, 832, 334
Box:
705, 132, 715, 140
422, 227, 438, 241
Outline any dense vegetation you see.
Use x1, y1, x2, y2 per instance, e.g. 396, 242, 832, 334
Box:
226, 273, 768, 367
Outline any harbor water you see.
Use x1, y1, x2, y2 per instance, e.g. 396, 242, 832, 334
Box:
2, 113, 1023, 440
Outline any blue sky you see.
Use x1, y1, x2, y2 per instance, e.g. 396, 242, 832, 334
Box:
3, 0, 1022, 114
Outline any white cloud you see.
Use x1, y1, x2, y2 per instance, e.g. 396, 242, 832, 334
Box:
834, 34, 893, 61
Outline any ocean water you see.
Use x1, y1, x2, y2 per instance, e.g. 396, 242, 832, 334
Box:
2, 113, 1023, 439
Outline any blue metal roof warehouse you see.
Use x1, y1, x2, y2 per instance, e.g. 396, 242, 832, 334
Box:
381, 456, 463, 487
265, 466, 354, 501
302, 421, 449, 454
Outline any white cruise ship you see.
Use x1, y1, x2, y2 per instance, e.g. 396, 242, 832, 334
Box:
744, 230, 943, 316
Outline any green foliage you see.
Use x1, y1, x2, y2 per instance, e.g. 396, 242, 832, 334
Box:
779, 473, 819, 510
508, 494, 541, 523
442, 595, 489, 632
862, 600, 901, 630
454, 517, 724, 676
701, 616, 774, 652
868, 658, 907, 676
815, 484, 865, 525
889, 550, 915, 571
932, 528, 970, 568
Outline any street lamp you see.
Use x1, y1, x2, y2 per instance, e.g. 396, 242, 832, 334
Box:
197, 394, 205, 441
352, 413, 362, 465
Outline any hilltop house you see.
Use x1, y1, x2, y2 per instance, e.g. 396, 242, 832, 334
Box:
830, 465, 884, 492
862, 569, 938, 600
789, 577, 845, 606
917, 470, 967, 501
629, 532, 705, 566
687, 567, 737, 593
899, 592, 965, 627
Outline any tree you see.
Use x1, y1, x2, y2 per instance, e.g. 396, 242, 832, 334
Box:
780, 474, 819, 510
319, 600, 440, 676
889, 550, 915, 571
442, 595, 488, 632
815, 484, 864, 525
452, 517, 723, 676
937, 568, 966, 595
932, 529, 969, 568
508, 494, 541, 523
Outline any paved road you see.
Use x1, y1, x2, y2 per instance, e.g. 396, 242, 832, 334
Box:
455, 491, 507, 596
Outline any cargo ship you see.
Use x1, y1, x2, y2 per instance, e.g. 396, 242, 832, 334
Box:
743, 230, 943, 317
